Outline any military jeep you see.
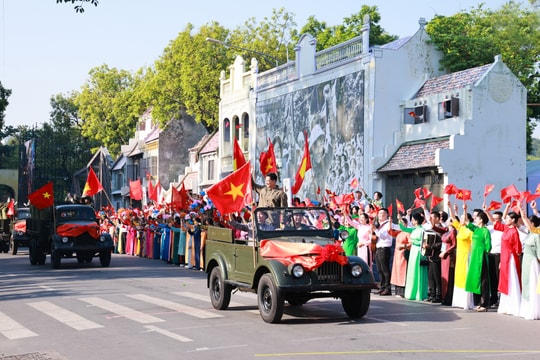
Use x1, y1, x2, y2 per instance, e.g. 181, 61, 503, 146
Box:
27, 204, 114, 268
204, 207, 376, 323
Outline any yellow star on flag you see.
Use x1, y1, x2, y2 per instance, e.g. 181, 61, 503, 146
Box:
264, 159, 274, 172
43, 192, 51, 199
225, 182, 245, 201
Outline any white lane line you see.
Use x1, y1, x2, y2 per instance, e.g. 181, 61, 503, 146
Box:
0, 311, 38, 340
144, 325, 193, 342
172, 291, 245, 308
128, 294, 223, 319
28, 301, 103, 330
173, 291, 260, 315
79, 297, 164, 324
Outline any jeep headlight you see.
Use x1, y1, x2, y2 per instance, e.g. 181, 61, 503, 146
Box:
62, 237, 69, 243
289, 264, 304, 278
100, 235, 106, 242
350, 263, 362, 278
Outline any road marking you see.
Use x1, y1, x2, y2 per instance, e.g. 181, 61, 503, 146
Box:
172, 291, 259, 314
128, 294, 223, 319
172, 291, 246, 308
28, 301, 103, 330
254, 349, 540, 357
0, 311, 38, 339
79, 297, 164, 324
144, 325, 192, 342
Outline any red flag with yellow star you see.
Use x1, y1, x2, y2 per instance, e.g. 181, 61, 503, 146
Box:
82, 167, 104, 198
291, 131, 312, 194
259, 138, 277, 176
28, 182, 54, 210
207, 162, 252, 215
233, 138, 246, 171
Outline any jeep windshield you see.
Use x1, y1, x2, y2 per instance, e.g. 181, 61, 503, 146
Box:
254, 207, 332, 233
55, 206, 97, 223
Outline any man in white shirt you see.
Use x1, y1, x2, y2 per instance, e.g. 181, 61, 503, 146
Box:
373, 208, 399, 296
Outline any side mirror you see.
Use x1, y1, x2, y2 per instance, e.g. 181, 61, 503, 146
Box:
339, 230, 349, 240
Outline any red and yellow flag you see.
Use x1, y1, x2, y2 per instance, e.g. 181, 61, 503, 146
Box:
233, 138, 246, 171
207, 162, 252, 215
28, 182, 54, 210
259, 138, 277, 176
82, 167, 104, 198
291, 131, 312, 194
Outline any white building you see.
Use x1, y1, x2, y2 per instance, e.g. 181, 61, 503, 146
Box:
217, 18, 526, 211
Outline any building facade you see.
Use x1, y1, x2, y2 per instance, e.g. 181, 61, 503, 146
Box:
217, 18, 526, 210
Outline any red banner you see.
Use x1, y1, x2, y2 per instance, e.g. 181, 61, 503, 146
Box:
57, 223, 100, 239
260, 240, 348, 271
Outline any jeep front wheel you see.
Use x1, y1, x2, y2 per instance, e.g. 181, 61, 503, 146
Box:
209, 267, 231, 310
257, 273, 284, 323
99, 251, 111, 267
51, 250, 61, 269
341, 290, 370, 319
10, 238, 17, 255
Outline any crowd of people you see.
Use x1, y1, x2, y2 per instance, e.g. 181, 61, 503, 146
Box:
333, 189, 540, 320
94, 173, 540, 320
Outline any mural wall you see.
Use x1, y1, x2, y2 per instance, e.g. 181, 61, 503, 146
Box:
256, 70, 365, 199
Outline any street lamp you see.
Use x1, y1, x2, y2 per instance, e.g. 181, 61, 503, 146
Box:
206, 37, 280, 67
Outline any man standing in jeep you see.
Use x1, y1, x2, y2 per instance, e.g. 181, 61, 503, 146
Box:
252, 172, 288, 207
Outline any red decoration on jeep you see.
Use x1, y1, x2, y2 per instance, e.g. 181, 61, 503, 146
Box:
259, 240, 348, 271
57, 223, 100, 239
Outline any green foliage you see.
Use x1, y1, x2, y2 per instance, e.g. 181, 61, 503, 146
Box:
75, 65, 145, 156
298, 5, 397, 51
56, 0, 98, 13
0, 81, 12, 136
426, 2, 540, 154
228, 8, 297, 71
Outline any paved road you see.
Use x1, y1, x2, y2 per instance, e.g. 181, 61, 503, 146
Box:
0, 251, 539, 360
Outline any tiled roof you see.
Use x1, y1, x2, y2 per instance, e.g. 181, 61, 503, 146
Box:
145, 126, 160, 143
415, 64, 491, 98
200, 131, 219, 154
180, 172, 198, 190
189, 132, 213, 152
378, 138, 450, 172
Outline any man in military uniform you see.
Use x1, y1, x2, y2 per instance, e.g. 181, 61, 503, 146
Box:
252, 172, 288, 208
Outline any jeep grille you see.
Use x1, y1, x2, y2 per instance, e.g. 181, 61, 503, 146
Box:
314, 262, 343, 283
72, 233, 98, 246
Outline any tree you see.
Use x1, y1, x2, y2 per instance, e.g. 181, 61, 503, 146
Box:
56, 0, 98, 13
75, 65, 144, 156
227, 8, 297, 70
0, 81, 12, 136
426, 2, 540, 154
298, 5, 397, 51
139, 22, 230, 131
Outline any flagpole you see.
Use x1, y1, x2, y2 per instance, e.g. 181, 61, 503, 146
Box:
249, 167, 257, 269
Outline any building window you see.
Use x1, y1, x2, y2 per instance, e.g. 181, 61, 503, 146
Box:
207, 159, 215, 181
233, 116, 241, 144
242, 113, 249, 151
438, 97, 459, 120
146, 156, 157, 178
404, 105, 428, 124
115, 172, 123, 190
223, 118, 231, 155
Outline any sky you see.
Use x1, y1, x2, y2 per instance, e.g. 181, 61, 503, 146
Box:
0, 0, 520, 132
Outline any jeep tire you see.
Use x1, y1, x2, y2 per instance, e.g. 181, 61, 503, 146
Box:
341, 289, 370, 319
257, 273, 284, 323
51, 249, 61, 269
10, 237, 17, 255
99, 251, 111, 267
209, 266, 232, 310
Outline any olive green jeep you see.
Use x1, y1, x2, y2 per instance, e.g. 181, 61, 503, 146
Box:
204, 207, 376, 323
